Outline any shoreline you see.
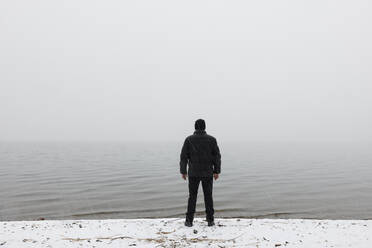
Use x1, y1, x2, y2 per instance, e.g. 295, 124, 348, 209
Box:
1, 218, 371, 247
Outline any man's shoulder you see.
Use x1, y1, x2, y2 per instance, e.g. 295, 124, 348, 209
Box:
204, 134, 217, 142
189, 133, 217, 141
206, 133, 216, 139
184, 135, 194, 142
210, 135, 219, 145
185, 134, 194, 139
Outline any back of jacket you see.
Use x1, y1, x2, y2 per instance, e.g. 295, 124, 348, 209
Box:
180, 130, 221, 177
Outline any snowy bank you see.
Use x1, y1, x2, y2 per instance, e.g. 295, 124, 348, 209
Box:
1, 218, 371, 247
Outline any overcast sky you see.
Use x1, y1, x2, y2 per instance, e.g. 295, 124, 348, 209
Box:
0, 0, 371, 142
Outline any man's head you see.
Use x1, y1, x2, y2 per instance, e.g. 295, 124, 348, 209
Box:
194, 119, 206, 131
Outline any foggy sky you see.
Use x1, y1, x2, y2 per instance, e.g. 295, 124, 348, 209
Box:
1, 0, 371, 142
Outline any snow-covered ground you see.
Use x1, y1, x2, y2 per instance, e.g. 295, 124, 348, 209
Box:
1, 218, 371, 247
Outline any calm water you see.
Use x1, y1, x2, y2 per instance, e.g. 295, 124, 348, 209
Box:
1, 141, 371, 221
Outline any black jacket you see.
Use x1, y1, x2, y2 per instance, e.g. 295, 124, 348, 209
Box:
180, 130, 221, 177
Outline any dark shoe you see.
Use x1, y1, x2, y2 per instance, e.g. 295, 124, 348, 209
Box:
207, 221, 215, 226
185, 220, 193, 227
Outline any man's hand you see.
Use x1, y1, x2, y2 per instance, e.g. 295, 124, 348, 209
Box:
182, 174, 187, 180
213, 173, 219, 180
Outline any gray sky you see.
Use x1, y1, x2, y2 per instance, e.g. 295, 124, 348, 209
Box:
1, 0, 371, 142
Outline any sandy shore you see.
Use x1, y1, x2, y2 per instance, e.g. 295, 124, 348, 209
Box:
1, 218, 371, 247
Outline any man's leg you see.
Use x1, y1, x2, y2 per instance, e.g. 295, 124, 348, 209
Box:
201, 176, 214, 222
186, 176, 201, 222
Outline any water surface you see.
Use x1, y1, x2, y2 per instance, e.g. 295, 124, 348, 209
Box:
1, 141, 371, 221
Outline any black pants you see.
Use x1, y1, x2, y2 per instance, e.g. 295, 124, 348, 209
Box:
186, 176, 214, 222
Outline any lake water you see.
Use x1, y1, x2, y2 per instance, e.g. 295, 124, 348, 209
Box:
1, 141, 371, 221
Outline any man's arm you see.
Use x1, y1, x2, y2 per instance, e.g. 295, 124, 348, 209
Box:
180, 138, 189, 175
212, 138, 221, 174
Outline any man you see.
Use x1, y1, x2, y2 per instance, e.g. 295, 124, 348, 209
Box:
180, 119, 221, 227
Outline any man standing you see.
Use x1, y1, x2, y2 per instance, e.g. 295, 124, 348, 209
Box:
180, 119, 221, 227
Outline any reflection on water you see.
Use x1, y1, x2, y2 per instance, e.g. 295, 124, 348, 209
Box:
1, 141, 372, 221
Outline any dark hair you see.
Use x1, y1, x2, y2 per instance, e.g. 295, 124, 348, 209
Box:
194, 119, 206, 131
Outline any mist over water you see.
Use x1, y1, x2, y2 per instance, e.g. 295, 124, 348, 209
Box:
1, 141, 371, 221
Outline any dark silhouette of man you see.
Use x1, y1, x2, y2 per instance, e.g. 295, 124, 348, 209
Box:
180, 119, 221, 227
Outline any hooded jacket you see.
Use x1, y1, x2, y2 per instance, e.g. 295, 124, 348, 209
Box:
179, 130, 221, 177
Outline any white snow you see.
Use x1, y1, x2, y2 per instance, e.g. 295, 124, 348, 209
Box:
1, 218, 371, 247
